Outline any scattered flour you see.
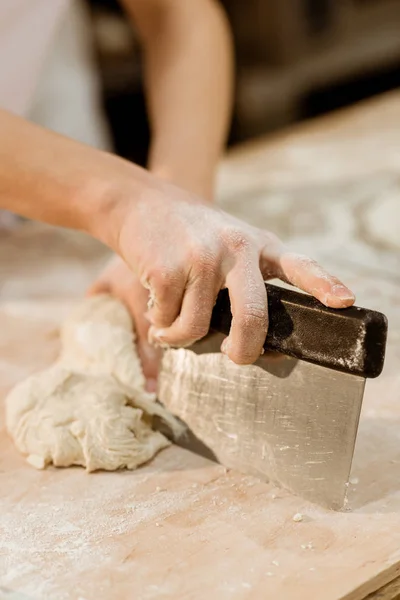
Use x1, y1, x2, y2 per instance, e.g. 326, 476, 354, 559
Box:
292, 513, 304, 522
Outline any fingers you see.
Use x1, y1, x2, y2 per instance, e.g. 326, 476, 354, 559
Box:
87, 257, 162, 392
115, 278, 160, 393
261, 246, 355, 309
222, 253, 269, 364
143, 267, 187, 329
149, 269, 219, 348
149, 247, 269, 364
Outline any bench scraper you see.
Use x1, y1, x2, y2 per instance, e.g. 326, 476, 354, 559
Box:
156, 283, 387, 509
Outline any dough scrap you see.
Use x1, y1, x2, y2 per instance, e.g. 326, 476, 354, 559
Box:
5, 295, 183, 471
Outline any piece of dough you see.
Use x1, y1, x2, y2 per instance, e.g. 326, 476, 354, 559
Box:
5, 295, 183, 471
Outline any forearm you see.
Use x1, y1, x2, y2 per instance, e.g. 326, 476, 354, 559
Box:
122, 0, 234, 201
0, 109, 147, 248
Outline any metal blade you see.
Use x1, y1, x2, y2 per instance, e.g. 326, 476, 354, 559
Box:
157, 333, 366, 510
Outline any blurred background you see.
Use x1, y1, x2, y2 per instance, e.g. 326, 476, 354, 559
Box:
30, 0, 400, 165
1, 0, 400, 299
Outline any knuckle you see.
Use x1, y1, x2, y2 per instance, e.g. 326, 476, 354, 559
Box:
140, 265, 161, 287
189, 324, 210, 340
184, 320, 210, 341
282, 252, 318, 269
146, 266, 183, 293
190, 247, 217, 274
157, 268, 176, 287
223, 228, 250, 253
228, 345, 258, 365
239, 304, 269, 332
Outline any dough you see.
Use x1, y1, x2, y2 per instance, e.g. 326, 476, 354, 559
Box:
5, 295, 183, 471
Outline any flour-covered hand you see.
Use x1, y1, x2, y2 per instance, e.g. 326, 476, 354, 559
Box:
99, 179, 355, 366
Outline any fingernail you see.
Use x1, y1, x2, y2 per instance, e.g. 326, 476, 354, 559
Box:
331, 284, 355, 301
145, 378, 158, 393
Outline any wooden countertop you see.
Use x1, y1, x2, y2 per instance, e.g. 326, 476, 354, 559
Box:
1, 92, 400, 600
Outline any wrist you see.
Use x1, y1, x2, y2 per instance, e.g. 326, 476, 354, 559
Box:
86, 184, 127, 252
81, 159, 145, 252
84, 158, 182, 252
149, 164, 215, 204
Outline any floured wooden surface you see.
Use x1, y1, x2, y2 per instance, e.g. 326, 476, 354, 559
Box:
1, 92, 400, 599
0, 224, 109, 301
1, 292, 400, 600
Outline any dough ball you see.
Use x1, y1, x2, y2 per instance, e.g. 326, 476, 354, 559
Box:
6, 366, 169, 471
5, 295, 183, 472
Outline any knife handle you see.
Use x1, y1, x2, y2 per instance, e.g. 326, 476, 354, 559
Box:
210, 283, 388, 379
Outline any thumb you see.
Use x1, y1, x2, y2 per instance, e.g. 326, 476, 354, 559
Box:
125, 282, 163, 393
87, 257, 163, 391
136, 334, 163, 393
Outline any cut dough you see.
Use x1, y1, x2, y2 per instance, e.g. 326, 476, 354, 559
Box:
5, 295, 183, 471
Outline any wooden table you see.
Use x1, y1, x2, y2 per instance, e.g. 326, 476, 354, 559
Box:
1, 92, 400, 600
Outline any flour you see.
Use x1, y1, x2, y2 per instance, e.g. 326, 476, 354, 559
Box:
0, 472, 194, 597
336, 333, 365, 371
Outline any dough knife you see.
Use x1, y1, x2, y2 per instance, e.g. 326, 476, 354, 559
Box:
155, 283, 387, 510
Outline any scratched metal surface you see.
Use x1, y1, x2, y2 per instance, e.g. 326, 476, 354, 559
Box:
159, 332, 365, 509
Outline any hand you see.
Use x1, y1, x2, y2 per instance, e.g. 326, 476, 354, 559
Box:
88, 257, 161, 393
104, 180, 355, 365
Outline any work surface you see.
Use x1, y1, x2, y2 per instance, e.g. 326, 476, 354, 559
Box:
1, 93, 400, 600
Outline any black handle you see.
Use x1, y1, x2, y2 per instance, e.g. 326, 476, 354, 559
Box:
210, 283, 388, 379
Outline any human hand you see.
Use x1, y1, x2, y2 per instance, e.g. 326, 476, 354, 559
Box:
101, 179, 354, 366
88, 256, 161, 393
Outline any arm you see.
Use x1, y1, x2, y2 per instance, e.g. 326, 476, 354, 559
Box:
0, 110, 354, 373
93, 0, 354, 386
120, 0, 234, 200
0, 108, 137, 246
94, 0, 234, 386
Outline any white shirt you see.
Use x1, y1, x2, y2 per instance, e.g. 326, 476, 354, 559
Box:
0, 0, 110, 149
0, 0, 69, 116
0, 0, 111, 229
